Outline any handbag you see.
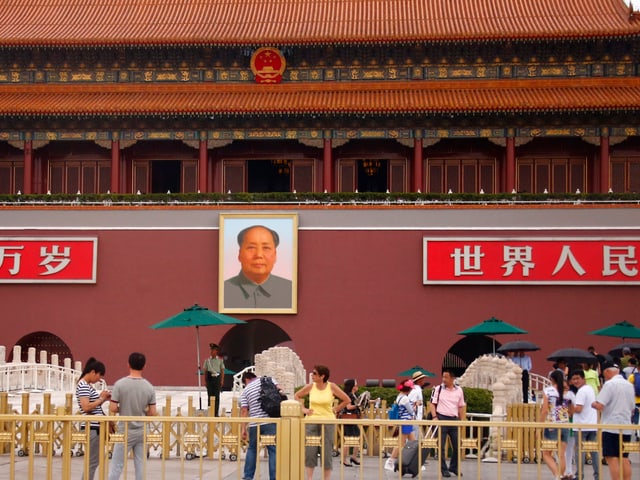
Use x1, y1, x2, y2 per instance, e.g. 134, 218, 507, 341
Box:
338, 411, 361, 419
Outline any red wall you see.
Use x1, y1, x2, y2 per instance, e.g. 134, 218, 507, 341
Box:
0, 213, 637, 386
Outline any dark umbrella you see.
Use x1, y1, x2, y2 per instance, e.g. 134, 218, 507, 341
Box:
547, 348, 595, 364
588, 320, 640, 340
496, 340, 540, 353
458, 316, 528, 353
608, 342, 640, 358
397, 365, 436, 377
150, 304, 246, 409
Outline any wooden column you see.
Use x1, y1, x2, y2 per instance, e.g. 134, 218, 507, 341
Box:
505, 136, 516, 193
23, 139, 33, 194
599, 133, 610, 193
413, 137, 423, 192
199, 136, 208, 193
323, 138, 333, 192
211, 150, 220, 193
111, 137, 120, 193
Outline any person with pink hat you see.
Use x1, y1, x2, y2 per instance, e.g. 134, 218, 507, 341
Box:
384, 379, 416, 471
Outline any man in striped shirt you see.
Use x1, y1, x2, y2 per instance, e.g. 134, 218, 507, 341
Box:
240, 372, 277, 480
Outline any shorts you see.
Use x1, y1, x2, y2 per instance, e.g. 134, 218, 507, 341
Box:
602, 431, 631, 458
543, 427, 569, 443
305, 424, 335, 470
401, 424, 413, 435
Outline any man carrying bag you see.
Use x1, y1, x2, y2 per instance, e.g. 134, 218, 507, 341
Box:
430, 368, 466, 478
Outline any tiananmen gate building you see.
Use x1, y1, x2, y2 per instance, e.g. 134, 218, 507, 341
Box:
1, 0, 639, 385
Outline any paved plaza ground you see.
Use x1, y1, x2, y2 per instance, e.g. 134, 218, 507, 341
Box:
4, 450, 640, 479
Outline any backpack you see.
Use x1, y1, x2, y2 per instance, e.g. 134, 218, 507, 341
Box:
633, 370, 640, 397
427, 385, 443, 419
260, 377, 287, 417
388, 401, 400, 420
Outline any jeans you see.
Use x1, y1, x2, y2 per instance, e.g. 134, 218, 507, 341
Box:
108, 428, 145, 480
81, 428, 100, 480
243, 423, 276, 480
574, 430, 598, 480
438, 417, 460, 474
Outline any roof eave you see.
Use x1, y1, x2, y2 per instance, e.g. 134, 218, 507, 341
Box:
4, 31, 640, 49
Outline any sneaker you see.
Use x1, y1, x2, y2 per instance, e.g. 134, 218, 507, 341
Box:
384, 458, 395, 471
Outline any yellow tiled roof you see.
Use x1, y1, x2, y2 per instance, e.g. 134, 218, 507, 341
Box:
2, 0, 639, 47
0, 78, 638, 116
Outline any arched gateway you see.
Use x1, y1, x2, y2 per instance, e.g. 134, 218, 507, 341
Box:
9, 331, 73, 364
218, 319, 293, 390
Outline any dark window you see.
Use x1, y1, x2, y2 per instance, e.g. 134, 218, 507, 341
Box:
151, 160, 181, 193
247, 160, 291, 193
357, 159, 388, 192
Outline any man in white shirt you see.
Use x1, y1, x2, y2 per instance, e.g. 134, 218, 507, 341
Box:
408, 370, 430, 436
592, 361, 635, 480
570, 369, 599, 480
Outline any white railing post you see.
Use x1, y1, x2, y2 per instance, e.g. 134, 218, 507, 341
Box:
0, 345, 81, 393
12, 345, 21, 363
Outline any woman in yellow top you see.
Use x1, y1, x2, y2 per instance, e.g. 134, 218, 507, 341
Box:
582, 360, 601, 394
294, 364, 350, 480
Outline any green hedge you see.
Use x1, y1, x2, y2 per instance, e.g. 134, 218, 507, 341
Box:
1, 191, 639, 206
360, 386, 492, 414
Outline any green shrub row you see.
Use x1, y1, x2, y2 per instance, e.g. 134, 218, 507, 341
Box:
1, 191, 640, 205
359, 386, 493, 414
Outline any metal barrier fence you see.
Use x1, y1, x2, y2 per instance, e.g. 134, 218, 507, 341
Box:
1, 400, 639, 479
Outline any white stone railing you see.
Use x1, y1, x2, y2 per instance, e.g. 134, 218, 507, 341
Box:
232, 365, 255, 394
0, 345, 81, 392
254, 346, 306, 398
458, 354, 551, 461
231, 346, 307, 398
529, 372, 550, 401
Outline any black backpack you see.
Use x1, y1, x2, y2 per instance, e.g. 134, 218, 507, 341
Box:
260, 377, 287, 417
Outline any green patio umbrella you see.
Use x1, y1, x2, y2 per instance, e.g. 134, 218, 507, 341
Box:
458, 316, 528, 354
588, 320, 640, 340
151, 303, 246, 409
397, 365, 436, 377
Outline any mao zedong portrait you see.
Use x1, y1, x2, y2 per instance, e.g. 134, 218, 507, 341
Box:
224, 225, 292, 309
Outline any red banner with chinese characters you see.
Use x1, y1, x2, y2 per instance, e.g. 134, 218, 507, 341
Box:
0, 237, 97, 283
423, 237, 640, 285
